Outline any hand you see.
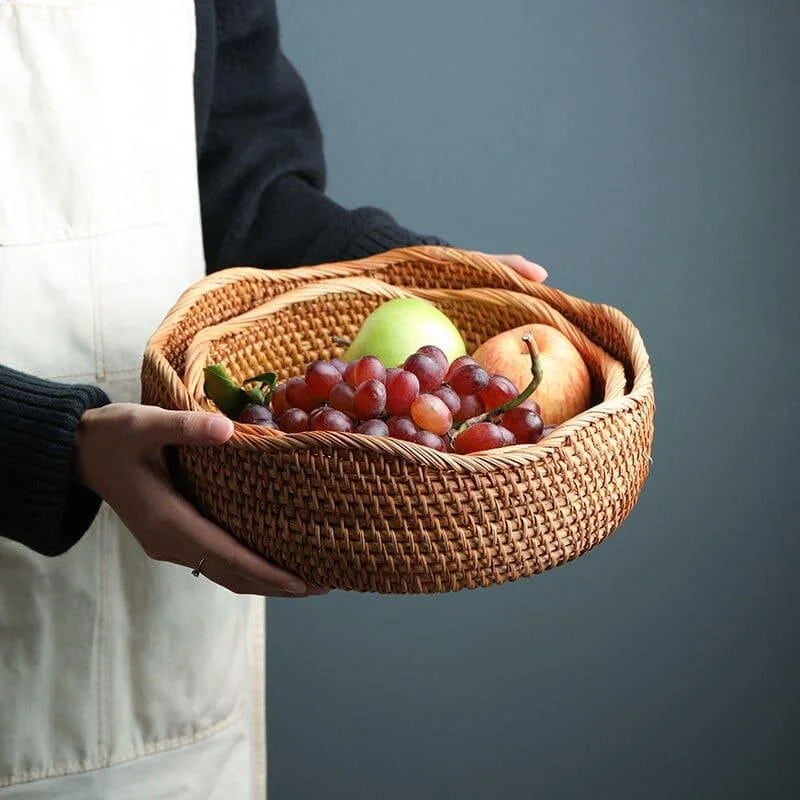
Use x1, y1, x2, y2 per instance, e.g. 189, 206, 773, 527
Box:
490, 254, 549, 283
74, 403, 326, 598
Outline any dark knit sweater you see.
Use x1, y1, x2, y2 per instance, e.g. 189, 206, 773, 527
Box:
0, 0, 444, 556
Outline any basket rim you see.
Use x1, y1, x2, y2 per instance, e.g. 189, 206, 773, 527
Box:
143, 246, 653, 471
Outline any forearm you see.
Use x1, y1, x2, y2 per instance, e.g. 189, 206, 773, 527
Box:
198, 0, 446, 272
207, 172, 447, 269
0, 365, 109, 555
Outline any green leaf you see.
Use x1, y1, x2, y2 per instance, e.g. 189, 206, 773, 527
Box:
243, 371, 277, 387
243, 386, 265, 405
203, 364, 278, 418
203, 364, 248, 419
242, 371, 276, 405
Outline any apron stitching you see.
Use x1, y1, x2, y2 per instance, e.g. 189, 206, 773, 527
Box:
0, 708, 247, 788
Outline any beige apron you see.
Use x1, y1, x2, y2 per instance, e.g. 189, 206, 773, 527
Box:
0, 0, 266, 796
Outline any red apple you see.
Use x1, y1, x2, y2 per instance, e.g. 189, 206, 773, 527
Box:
472, 323, 591, 426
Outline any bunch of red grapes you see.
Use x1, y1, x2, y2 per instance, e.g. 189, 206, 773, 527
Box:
238, 346, 554, 454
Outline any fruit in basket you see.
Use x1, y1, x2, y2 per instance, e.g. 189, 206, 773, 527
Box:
413, 430, 448, 451
385, 369, 419, 415
452, 393, 483, 424
278, 408, 310, 432
387, 415, 418, 440
500, 407, 543, 444
239, 403, 278, 428
310, 408, 354, 432
448, 363, 489, 396
203, 332, 550, 454
344, 355, 386, 386
410, 394, 452, 436
430, 385, 460, 417
329, 382, 356, 417
480, 375, 518, 411
472, 323, 590, 426
358, 419, 389, 436
354, 379, 387, 419
454, 422, 514, 454
403, 351, 446, 392
344, 298, 467, 367
305, 360, 342, 400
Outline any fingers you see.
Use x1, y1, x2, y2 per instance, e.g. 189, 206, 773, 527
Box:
492, 254, 549, 283
139, 473, 309, 595
136, 405, 234, 447
198, 560, 329, 597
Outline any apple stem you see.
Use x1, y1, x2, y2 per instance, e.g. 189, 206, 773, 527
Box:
332, 336, 352, 348
456, 334, 543, 431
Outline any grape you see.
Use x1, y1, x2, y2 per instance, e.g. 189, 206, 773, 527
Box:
403, 353, 444, 392
410, 394, 452, 435
431, 385, 461, 417
354, 379, 387, 419
541, 425, 556, 438
271, 382, 289, 417
498, 426, 516, 446
342, 360, 358, 386
416, 345, 449, 374
385, 369, 419, 415
449, 364, 489, 395
305, 360, 341, 400
330, 357, 347, 375
480, 375, 518, 410
519, 398, 542, 415
310, 408, 353, 432
285, 376, 318, 412
412, 430, 448, 451
452, 393, 484, 424
453, 422, 507, 454
308, 407, 327, 425
345, 355, 386, 386
501, 407, 543, 444
278, 408, 309, 432
357, 419, 389, 437
329, 382, 356, 417
385, 366, 403, 382
387, 415, 418, 441
444, 355, 477, 383
239, 403, 277, 427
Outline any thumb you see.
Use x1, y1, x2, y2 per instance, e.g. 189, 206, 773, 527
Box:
142, 407, 234, 447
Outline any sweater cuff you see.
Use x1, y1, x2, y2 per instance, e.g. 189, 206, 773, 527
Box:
301, 203, 448, 266
335, 214, 448, 261
0, 366, 110, 556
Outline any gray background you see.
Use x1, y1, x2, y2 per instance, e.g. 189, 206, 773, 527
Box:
269, 1, 800, 798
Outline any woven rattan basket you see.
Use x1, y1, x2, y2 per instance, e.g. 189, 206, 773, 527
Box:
142, 247, 654, 593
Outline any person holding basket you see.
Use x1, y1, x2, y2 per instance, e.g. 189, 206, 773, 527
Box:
0, 1, 546, 797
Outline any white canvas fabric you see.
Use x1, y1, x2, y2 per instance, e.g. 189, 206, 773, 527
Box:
0, 0, 266, 796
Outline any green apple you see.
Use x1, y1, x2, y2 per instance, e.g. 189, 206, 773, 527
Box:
344, 298, 467, 367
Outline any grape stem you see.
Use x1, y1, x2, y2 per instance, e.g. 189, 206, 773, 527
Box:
456, 334, 543, 432
333, 336, 352, 348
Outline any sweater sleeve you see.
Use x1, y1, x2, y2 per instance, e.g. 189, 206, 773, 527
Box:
0, 365, 109, 556
197, 0, 446, 272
